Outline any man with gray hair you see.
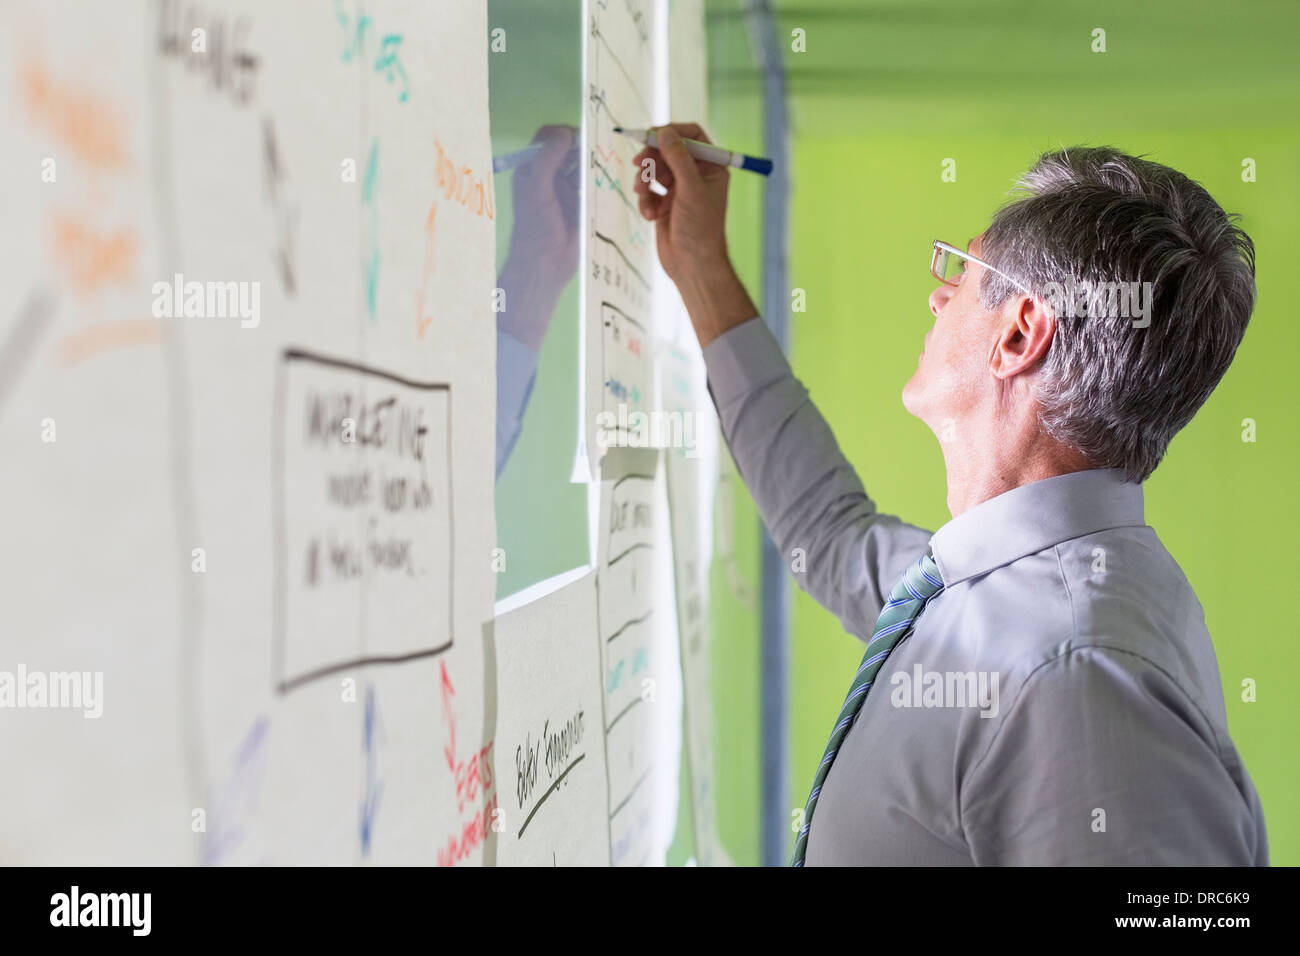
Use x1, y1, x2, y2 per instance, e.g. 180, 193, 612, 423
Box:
634, 127, 1266, 865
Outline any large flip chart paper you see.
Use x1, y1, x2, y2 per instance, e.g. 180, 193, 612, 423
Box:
0, 0, 498, 865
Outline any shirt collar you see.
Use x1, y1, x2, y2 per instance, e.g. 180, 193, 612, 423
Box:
928, 467, 1146, 586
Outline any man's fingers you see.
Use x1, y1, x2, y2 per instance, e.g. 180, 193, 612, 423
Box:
633, 147, 673, 193
655, 125, 704, 195
657, 122, 716, 178
533, 123, 576, 143
658, 122, 726, 186
638, 192, 659, 221
664, 122, 710, 144
634, 120, 712, 194
639, 190, 672, 222
529, 124, 577, 175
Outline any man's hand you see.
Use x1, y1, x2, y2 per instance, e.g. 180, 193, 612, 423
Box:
499, 124, 580, 351
508, 124, 580, 278
632, 122, 758, 348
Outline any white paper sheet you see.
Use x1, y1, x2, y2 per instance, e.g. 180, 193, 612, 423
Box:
593, 447, 666, 865
661, 344, 727, 865
0, 0, 498, 865
0, 0, 188, 865
491, 570, 610, 866
582, 0, 657, 478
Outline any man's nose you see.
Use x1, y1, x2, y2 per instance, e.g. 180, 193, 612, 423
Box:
929, 282, 955, 317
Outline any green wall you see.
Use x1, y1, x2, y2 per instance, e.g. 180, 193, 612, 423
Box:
703, 0, 1299, 865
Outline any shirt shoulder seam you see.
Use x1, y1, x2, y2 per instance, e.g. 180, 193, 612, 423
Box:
1054, 542, 1078, 644
960, 643, 1228, 817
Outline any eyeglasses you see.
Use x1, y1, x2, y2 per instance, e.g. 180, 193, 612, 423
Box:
931, 239, 1034, 295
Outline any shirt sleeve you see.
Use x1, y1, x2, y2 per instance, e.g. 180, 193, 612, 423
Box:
496, 326, 540, 479
700, 317, 933, 641
960, 646, 1266, 865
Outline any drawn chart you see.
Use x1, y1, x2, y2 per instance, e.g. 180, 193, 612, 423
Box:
583, 0, 656, 478
594, 449, 660, 866
660, 345, 725, 865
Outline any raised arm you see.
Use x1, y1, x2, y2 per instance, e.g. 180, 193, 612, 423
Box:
634, 124, 931, 638
708, 316, 932, 637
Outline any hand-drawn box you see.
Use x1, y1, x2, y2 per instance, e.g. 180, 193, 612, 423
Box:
273, 349, 453, 693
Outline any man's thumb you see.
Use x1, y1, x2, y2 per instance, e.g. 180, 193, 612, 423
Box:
657, 126, 703, 193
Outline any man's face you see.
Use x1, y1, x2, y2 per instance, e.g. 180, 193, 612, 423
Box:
901, 232, 1001, 430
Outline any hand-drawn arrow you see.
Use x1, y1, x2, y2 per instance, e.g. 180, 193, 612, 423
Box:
440, 659, 456, 770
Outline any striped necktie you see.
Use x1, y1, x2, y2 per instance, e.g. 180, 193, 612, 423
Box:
790, 551, 945, 866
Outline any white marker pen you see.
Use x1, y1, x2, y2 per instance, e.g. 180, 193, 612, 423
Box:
613, 127, 774, 176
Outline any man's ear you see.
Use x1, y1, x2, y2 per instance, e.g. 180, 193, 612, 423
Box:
990, 294, 1054, 380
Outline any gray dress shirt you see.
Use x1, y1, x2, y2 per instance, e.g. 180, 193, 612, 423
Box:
702, 317, 1268, 866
